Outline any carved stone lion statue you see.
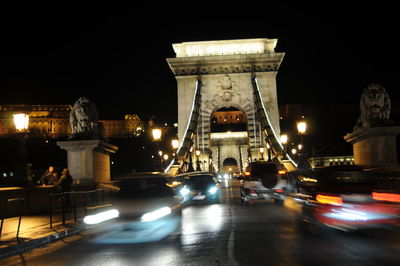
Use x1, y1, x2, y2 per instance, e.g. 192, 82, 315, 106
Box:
354, 83, 392, 130
69, 97, 106, 140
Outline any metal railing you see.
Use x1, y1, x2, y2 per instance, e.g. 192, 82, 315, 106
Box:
48, 189, 107, 229
0, 197, 25, 240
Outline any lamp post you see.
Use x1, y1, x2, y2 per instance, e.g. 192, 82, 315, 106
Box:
13, 113, 31, 185
195, 149, 201, 171
280, 134, 288, 156
162, 154, 169, 169
296, 121, 307, 147
266, 142, 272, 161
259, 147, 265, 161
171, 139, 179, 165
296, 120, 309, 169
152, 128, 163, 171
187, 146, 195, 172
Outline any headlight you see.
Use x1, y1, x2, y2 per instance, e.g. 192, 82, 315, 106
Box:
224, 174, 229, 179
141, 207, 171, 222
208, 186, 218, 194
83, 209, 119, 225
180, 186, 190, 196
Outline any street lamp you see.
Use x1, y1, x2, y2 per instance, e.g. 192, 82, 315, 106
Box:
152, 128, 162, 141
171, 139, 179, 165
297, 121, 307, 135
13, 114, 29, 132
13, 113, 31, 185
259, 147, 265, 161
152, 128, 163, 171
296, 120, 309, 169
187, 146, 195, 172
280, 134, 288, 155
195, 149, 201, 171
296, 120, 307, 150
171, 139, 179, 150
266, 142, 272, 161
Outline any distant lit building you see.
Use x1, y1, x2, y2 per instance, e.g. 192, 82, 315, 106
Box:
212, 109, 247, 124
0, 105, 143, 139
308, 155, 355, 168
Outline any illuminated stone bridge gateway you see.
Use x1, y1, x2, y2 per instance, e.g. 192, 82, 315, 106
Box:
166, 38, 297, 174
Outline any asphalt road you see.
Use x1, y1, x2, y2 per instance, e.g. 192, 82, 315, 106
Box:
2, 179, 400, 266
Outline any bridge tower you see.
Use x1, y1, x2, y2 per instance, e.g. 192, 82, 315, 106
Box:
166, 38, 296, 174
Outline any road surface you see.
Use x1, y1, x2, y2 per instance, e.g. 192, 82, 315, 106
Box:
2, 178, 400, 265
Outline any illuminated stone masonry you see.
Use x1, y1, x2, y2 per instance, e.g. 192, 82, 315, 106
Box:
167, 38, 284, 172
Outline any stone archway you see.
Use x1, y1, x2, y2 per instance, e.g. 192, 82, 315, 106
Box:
167, 38, 284, 173
222, 157, 239, 173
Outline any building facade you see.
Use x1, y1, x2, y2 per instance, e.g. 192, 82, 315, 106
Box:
0, 105, 143, 139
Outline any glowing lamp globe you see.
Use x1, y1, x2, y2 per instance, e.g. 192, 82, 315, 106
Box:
13, 113, 29, 132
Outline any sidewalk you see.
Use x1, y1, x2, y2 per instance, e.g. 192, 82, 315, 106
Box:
0, 212, 86, 259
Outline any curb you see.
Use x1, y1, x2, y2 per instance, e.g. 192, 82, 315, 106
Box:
0, 225, 87, 259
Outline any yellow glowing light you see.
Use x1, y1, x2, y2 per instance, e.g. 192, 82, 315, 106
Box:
298, 144, 303, 150
13, 113, 29, 131
280, 134, 288, 145
171, 139, 179, 149
297, 121, 307, 134
302, 177, 317, 183
152, 128, 162, 141
210, 132, 248, 139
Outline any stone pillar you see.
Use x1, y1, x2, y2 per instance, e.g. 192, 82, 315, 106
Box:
344, 127, 400, 168
57, 140, 118, 186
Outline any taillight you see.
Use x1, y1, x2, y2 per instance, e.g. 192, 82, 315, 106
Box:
278, 170, 286, 175
249, 190, 257, 194
316, 194, 343, 205
275, 189, 283, 193
372, 192, 400, 203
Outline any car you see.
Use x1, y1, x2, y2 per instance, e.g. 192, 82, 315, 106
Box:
178, 172, 221, 203
83, 173, 184, 243
295, 166, 400, 233
240, 161, 288, 206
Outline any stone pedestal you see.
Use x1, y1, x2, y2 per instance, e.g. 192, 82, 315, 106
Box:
344, 127, 400, 168
57, 140, 118, 186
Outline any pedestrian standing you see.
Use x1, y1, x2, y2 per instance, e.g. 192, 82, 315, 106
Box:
56, 168, 73, 212
40, 165, 59, 185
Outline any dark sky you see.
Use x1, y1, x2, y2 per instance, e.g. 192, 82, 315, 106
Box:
0, 3, 398, 123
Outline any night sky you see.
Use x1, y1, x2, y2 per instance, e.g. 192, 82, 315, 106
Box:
0, 3, 398, 124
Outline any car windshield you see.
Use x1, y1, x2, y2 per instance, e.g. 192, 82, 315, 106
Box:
117, 177, 175, 198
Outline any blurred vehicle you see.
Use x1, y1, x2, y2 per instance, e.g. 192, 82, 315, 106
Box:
217, 172, 231, 180
83, 173, 184, 243
296, 166, 400, 233
240, 161, 288, 206
179, 172, 221, 203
